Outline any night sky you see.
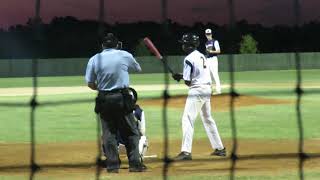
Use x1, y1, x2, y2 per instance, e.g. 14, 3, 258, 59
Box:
1, 0, 319, 28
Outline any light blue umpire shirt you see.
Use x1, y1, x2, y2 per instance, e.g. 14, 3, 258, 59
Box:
85, 48, 141, 91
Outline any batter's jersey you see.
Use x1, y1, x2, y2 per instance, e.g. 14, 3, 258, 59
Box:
85, 49, 141, 91
205, 40, 220, 58
183, 50, 212, 87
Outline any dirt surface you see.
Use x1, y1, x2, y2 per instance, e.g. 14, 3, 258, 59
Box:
1, 82, 319, 97
0, 86, 318, 179
0, 84, 192, 96
0, 139, 320, 179
139, 94, 291, 112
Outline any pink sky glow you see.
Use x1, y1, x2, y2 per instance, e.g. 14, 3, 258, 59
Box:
1, 0, 319, 29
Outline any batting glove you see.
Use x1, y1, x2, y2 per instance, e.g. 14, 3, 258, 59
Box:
172, 73, 183, 82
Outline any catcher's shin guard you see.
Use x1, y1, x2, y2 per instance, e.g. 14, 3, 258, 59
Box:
139, 136, 148, 158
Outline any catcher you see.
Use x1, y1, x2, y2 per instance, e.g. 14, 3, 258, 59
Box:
118, 104, 148, 160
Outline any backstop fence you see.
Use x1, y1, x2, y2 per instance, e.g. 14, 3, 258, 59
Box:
1, 52, 320, 77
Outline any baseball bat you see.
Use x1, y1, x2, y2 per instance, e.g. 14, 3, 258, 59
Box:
143, 37, 175, 74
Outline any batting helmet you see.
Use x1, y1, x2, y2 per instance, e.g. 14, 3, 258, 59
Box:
179, 33, 200, 52
179, 33, 200, 47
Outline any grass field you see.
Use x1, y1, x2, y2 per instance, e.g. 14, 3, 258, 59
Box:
0, 69, 320, 180
1, 69, 320, 88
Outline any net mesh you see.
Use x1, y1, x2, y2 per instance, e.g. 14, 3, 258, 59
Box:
0, 0, 320, 179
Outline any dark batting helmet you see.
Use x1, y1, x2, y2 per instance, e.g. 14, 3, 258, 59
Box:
179, 33, 200, 47
179, 33, 200, 52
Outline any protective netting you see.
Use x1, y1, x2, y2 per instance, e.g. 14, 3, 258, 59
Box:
1, 0, 320, 180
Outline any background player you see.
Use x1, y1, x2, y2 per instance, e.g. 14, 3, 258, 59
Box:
172, 33, 226, 160
205, 28, 222, 94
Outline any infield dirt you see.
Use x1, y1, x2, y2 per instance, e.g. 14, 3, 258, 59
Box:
1, 94, 319, 179
0, 139, 320, 178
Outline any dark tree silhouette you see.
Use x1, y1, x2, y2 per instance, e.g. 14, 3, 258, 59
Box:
0, 17, 319, 59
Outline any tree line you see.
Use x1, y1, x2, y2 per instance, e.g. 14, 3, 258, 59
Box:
0, 16, 319, 59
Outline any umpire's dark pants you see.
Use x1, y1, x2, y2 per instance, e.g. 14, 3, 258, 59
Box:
98, 91, 141, 170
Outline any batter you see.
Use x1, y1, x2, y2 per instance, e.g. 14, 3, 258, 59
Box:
172, 33, 226, 160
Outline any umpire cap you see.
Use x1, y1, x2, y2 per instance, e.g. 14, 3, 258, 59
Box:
102, 33, 119, 48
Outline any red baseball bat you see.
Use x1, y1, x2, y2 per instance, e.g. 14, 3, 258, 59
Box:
143, 37, 174, 74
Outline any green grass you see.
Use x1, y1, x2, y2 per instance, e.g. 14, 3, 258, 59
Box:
231, 69, 320, 83
0, 69, 319, 180
0, 69, 319, 88
0, 86, 319, 143
0, 74, 177, 88
0, 69, 319, 143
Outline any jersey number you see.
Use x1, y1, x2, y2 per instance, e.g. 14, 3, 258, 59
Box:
201, 57, 207, 69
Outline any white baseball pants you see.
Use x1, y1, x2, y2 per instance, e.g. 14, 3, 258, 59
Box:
181, 85, 224, 153
207, 57, 221, 93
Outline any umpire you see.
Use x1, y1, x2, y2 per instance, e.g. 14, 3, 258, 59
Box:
85, 33, 146, 173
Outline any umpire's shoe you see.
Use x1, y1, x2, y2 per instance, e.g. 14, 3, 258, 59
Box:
107, 168, 119, 173
211, 148, 226, 157
129, 164, 147, 172
175, 152, 192, 161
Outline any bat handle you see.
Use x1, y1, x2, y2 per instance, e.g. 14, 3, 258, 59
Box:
160, 57, 174, 74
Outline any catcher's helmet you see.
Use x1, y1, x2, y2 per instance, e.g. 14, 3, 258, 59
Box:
128, 87, 138, 103
102, 33, 119, 48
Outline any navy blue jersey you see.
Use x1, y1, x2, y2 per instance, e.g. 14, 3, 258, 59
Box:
134, 105, 143, 121
205, 40, 220, 58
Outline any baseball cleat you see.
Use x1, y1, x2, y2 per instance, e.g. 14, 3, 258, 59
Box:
211, 148, 226, 156
175, 152, 192, 161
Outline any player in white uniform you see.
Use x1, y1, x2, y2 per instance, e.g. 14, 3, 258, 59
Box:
205, 28, 222, 94
172, 33, 226, 160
